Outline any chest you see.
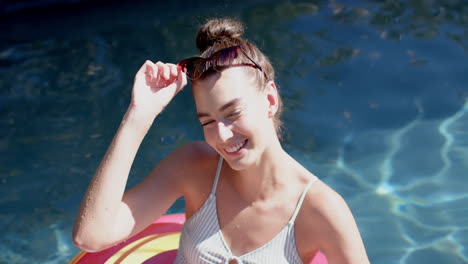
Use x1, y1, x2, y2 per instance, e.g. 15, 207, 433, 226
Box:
215, 190, 297, 256
181, 164, 320, 262
180, 195, 302, 264
217, 199, 290, 256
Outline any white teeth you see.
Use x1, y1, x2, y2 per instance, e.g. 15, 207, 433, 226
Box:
225, 140, 245, 153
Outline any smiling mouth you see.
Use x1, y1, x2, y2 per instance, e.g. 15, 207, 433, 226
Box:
224, 139, 248, 153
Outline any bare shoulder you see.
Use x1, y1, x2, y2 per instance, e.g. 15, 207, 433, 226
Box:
295, 179, 350, 246
161, 141, 219, 187
304, 179, 350, 224
169, 141, 217, 164
295, 179, 370, 264
169, 141, 216, 160
165, 141, 220, 217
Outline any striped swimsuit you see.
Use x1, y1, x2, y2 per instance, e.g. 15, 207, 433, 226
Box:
174, 156, 318, 264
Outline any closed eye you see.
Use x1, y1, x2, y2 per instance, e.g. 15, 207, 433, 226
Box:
200, 111, 241, 126
228, 111, 241, 118
201, 120, 215, 127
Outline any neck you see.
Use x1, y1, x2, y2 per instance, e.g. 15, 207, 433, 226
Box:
227, 138, 295, 203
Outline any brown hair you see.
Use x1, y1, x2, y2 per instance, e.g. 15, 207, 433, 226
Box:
193, 17, 284, 139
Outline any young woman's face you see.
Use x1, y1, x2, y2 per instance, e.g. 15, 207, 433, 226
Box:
193, 68, 275, 170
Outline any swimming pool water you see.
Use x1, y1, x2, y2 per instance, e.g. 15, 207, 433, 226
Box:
1, 0, 467, 263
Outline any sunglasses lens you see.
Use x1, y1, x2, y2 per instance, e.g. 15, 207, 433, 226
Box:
213, 47, 239, 70
180, 58, 207, 80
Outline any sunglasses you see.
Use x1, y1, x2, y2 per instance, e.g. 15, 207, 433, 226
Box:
178, 45, 266, 80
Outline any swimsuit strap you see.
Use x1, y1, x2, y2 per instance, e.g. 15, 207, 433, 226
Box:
289, 176, 318, 224
210, 156, 224, 195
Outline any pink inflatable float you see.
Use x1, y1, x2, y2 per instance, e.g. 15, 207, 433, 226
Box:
69, 214, 327, 263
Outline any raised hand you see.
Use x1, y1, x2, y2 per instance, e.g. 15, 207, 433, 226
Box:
130, 60, 187, 122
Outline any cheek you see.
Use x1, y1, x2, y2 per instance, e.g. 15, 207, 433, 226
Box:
202, 127, 216, 145
233, 115, 260, 137
237, 117, 254, 132
243, 106, 268, 129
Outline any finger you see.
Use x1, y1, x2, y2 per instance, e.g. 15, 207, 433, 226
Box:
145, 62, 155, 79
138, 60, 153, 74
175, 65, 187, 92
136, 60, 153, 82
167, 64, 180, 85
144, 61, 161, 82
156, 61, 170, 81
168, 63, 178, 78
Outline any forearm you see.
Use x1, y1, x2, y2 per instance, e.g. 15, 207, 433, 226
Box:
73, 106, 155, 249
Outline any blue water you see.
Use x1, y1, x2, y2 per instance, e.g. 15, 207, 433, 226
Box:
1, 0, 467, 263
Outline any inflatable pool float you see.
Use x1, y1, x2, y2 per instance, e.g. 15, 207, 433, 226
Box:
69, 213, 328, 263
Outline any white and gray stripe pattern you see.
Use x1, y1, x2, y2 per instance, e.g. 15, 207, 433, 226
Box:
174, 156, 317, 264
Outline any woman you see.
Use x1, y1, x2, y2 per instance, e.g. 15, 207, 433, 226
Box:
73, 18, 370, 264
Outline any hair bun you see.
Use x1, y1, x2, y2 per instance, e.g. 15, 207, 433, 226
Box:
196, 18, 244, 53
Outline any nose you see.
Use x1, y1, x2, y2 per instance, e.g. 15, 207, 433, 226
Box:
216, 121, 233, 142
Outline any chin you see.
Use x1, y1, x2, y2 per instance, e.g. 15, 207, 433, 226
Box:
222, 154, 255, 171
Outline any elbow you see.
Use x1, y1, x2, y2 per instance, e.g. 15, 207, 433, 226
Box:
72, 214, 128, 252
73, 234, 103, 252
72, 228, 114, 252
